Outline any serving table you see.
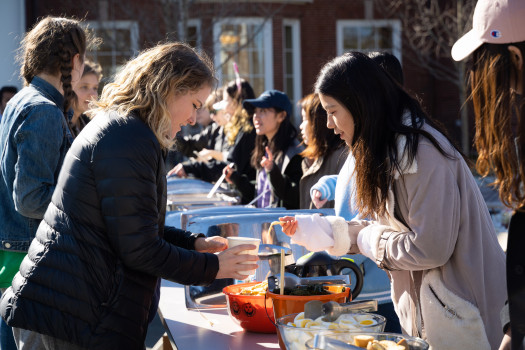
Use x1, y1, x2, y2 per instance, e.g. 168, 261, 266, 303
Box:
158, 279, 280, 350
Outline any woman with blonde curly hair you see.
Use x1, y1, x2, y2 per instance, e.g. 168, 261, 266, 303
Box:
0, 42, 258, 350
169, 78, 257, 203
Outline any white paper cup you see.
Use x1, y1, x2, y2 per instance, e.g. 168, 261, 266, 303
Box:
227, 237, 260, 276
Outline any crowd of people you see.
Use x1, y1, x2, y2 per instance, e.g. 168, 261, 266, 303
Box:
0, 0, 523, 348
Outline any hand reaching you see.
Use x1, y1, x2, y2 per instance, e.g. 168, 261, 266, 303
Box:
216, 244, 259, 280
223, 163, 236, 184
198, 149, 223, 161
195, 236, 227, 253
311, 190, 328, 209
278, 216, 298, 236
498, 331, 511, 350
167, 163, 187, 177
260, 146, 274, 172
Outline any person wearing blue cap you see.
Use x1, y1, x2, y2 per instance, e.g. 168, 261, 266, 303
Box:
224, 89, 304, 209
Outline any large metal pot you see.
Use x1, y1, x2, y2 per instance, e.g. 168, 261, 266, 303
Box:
174, 208, 337, 309
166, 177, 240, 211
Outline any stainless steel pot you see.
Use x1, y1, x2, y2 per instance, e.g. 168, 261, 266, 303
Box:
176, 208, 335, 309
166, 177, 240, 211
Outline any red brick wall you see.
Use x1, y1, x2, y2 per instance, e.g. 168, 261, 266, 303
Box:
27, 0, 466, 150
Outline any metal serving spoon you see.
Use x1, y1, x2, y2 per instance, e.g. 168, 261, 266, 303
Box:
303, 299, 378, 321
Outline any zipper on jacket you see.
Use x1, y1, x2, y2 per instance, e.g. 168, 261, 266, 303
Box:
428, 284, 460, 319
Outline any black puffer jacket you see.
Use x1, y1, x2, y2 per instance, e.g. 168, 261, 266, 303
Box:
0, 112, 220, 349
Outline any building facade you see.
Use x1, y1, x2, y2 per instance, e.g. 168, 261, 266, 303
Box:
7, 0, 467, 149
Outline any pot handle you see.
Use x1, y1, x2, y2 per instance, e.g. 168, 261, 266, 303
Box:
333, 258, 363, 300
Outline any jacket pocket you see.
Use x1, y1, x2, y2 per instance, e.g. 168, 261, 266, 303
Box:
420, 269, 490, 350
98, 262, 123, 318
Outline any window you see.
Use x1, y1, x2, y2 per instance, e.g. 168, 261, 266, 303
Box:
213, 18, 273, 96
186, 19, 202, 50
336, 20, 401, 61
86, 21, 139, 81
283, 19, 301, 123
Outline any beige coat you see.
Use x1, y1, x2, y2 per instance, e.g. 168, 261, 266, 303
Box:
330, 124, 506, 349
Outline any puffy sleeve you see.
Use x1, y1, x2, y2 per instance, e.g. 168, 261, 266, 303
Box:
310, 175, 338, 201
92, 122, 218, 285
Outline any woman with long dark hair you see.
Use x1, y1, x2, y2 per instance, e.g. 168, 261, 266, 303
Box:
280, 52, 506, 349
225, 89, 303, 209
451, 1, 525, 348
298, 92, 345, 209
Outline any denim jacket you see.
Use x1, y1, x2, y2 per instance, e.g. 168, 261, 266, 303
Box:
0, 76, 72, 252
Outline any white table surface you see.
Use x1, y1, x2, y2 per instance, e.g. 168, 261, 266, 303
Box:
158, 279, 280, 350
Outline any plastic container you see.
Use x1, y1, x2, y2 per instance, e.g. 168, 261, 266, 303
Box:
222, 282, 276, 333
268, 287, 350, 322
268, 288, 350, 350
276, 313, 386, 350
305, 331, 429, 350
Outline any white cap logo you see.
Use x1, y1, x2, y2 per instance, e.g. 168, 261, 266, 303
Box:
490, 30, 501, 38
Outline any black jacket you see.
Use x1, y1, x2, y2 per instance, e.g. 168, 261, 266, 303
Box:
504, 210, 525, 350
225, 128, 256, 204
230, 138, 304, 209
181, 124, 230, 182
176, 122, 224, 158
0, 112, 219, 349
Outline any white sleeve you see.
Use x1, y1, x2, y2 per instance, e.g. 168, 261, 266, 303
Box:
357, 229, 376, 260
291, 214, 351, 256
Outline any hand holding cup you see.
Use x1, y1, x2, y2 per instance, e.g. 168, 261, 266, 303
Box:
216, 237, 260, 279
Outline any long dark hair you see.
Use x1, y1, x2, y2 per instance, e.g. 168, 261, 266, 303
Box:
469, 42, 525, 209
315, 52, 459, 217
299, 93, 344, 159
251, 107, 298, 169
368, 51, 404, 86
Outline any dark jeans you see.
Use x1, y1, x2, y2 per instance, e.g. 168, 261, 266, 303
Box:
1, 317, 16, 350
378, 302, 402, 333
0, 289, 16, 350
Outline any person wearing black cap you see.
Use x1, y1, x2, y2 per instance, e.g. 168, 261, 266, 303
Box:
224, 89, 304, 209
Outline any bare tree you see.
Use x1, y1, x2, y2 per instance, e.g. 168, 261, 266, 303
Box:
374, 0, 475, 154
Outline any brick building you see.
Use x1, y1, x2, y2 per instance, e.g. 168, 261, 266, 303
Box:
17, 0, 468, 150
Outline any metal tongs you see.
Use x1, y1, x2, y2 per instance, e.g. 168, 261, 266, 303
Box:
207, 163, 235, 198
304, 299, 378, 321
267, 273, 350, 293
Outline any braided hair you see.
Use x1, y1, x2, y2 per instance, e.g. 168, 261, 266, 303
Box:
20, 16, 87, 113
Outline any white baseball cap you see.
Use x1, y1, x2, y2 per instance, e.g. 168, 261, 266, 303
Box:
451, 0, 525, 61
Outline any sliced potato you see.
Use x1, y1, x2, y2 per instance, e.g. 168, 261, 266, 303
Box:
354, 335, 375, 348
367, 340, 387, 350
378, 340, 398, 348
